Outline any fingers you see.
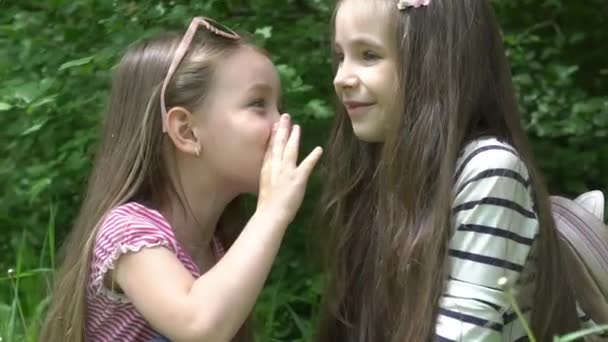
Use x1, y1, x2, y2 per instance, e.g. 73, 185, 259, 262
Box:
284, 124, 300, 167
260, 122, 278, 183
271, 114, 291, 163
297, 146, 323, 180
262, 123, 277, 166
266, 114, 322, 184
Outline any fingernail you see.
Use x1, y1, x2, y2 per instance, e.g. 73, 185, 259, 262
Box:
282, 114, 290, 121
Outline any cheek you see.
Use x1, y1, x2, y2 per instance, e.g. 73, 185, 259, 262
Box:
383, 66, 399, 97
253, 120, 273, 150
369, 64, 397, 98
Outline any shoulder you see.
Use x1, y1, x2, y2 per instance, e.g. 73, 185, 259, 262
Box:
96, 202, 177, 251
89, 202, 181, 301
455, 137, 530, 188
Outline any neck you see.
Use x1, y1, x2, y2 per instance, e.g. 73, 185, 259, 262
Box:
161, 158, 239, 250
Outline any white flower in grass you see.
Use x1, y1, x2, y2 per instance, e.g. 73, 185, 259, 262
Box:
497, 276, 508, 287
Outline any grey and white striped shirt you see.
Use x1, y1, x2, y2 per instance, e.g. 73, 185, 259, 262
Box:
435, 137, 601, 341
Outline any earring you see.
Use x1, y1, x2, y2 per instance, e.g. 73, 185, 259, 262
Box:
194, 147, 200, 158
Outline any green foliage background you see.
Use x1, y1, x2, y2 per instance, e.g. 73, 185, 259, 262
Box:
0, 0, 606, 340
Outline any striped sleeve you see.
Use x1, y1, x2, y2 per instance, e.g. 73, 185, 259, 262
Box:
90, 205, 178, 302
435, 142, 539, 341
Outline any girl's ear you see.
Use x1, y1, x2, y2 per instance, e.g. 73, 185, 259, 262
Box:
165, 106, 201, 156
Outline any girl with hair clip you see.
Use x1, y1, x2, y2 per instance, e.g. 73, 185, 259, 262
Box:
317, 0, 602, 341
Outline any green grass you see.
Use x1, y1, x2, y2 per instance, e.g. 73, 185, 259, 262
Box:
0, 204, 55, 342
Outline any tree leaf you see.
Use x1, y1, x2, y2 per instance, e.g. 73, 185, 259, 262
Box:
255, 26, 273, 39
21, 122, 46, 136
0, 102, 12, 111
13, 82, 42, 104
58, 55, 94, 71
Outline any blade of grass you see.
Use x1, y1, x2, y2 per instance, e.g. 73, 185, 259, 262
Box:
286, 303, 311, 341
0, 268, 53, 282
556, 324, 608, 342
11, 232, 29, 336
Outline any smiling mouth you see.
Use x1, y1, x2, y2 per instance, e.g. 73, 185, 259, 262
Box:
343, 101, 375, 115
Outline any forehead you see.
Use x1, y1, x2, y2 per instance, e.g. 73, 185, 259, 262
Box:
213, 46, 280, 91
334, 0, 393, 46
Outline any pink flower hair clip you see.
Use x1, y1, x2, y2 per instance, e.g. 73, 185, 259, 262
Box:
397, 0, 431, 10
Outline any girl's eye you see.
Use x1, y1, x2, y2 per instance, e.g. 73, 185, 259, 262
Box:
363, 51, 380, 61
250, 98, 266, 108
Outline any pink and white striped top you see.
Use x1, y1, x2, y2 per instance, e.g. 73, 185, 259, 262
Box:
86, 202, 224, 342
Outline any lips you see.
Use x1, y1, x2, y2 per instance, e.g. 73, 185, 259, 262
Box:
343, 101, 374, 111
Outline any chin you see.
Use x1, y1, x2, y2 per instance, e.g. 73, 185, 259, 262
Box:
352, 128, 385, 143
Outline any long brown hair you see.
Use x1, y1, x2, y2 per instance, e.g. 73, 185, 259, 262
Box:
40, 29, 257, 342
317, 0, 579, 341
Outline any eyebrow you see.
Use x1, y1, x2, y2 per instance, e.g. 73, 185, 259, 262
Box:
247, 83, 274, 93
334, 35, 385, 50
246, 82, 283, 104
